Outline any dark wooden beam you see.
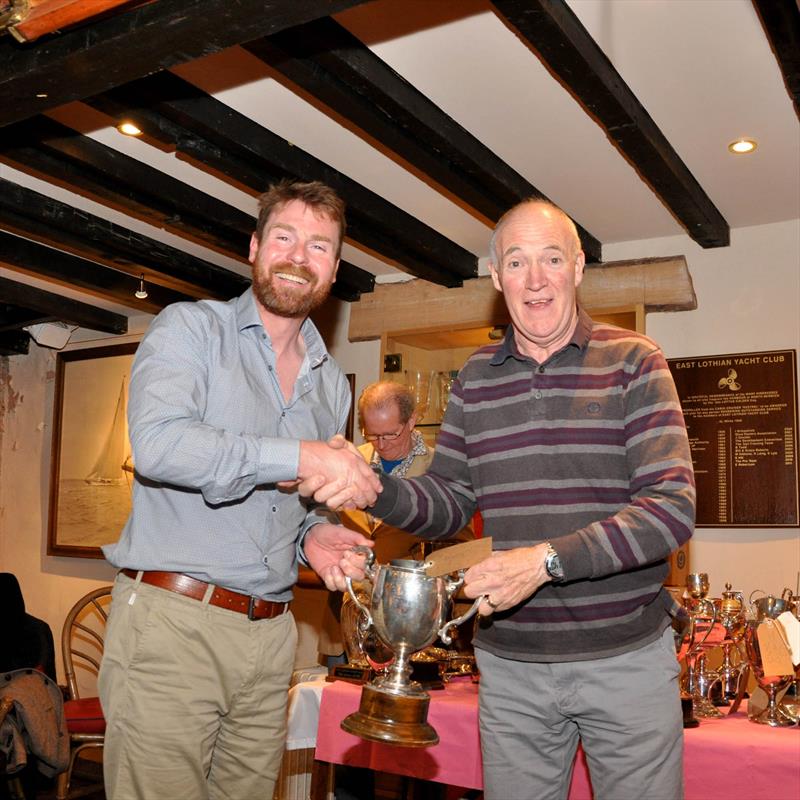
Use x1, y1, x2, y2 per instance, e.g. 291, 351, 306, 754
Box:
492, 0, 730, 249
0, 115, 254, 256
0, 228, 191, 314
0, 0, 372, 127
752, 0, 800, 120
87, 73, 478, 287
0, 305, 51, 333
246, 18, 602, 262
0, 330, 30, 356
0, 274, 128, 334
0, 118, 375, 302
0, 177, 250, 299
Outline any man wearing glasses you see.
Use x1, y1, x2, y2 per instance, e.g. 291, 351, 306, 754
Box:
344, 380, 473, 562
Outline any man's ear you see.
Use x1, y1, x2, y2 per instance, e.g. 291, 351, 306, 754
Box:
574, 251, 586, 288
488, 261, 503, 293
248, 233, 260, 264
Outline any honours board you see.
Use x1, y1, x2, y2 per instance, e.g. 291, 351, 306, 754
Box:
667, 350, 798, 527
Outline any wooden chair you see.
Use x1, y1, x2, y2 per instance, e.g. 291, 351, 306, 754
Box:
56, 586, 112, 800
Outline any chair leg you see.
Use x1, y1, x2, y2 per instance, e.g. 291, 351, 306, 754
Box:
56, 767, 71, 800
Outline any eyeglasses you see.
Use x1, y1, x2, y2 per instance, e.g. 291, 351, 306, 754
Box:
363, 428, 405, 443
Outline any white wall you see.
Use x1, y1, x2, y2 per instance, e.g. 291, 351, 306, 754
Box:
1, 218, 798, 682
607, 218, 800, 601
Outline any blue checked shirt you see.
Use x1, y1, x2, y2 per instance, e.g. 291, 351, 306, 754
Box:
102, 288, 349, 601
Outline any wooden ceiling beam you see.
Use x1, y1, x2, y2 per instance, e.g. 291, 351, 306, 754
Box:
348, 256, 696, 342
0, 228, 190, 314
246, 18, 602, 263
0, 115, 254, 255
751, 0, 800, 120
0, 274, 128, 334
492, 0, 730, 249
0, 177, 250, 299
0, 116, 376, 301
87, 73, 478, 288
0, 0, 372, 127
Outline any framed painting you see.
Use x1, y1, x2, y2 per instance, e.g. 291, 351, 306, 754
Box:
48, 342, 138, 558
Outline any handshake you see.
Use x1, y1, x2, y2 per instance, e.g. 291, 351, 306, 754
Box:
293, 434, 381, 510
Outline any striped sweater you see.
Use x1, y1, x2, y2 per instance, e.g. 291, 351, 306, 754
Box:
369, 309, 695, 662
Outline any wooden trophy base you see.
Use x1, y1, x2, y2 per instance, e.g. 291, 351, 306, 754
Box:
341, 683, 439, 747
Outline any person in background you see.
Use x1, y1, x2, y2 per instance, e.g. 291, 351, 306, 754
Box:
304, 198, 695, 800
319, 380, 474, 662
321, 380, 472, 800
98, 180, 379, 800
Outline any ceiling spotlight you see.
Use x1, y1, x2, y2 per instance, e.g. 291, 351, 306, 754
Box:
134, 274, 148, 299
728, 138, 757, 155
117, 121, 143, 137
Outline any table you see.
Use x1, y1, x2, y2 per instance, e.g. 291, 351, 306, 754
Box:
315, 678, 800, 800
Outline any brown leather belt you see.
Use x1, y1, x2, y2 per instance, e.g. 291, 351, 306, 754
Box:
120, 569, 289, 620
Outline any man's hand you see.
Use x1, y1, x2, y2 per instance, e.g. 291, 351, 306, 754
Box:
463, 543, 551, 615
303, 524, 374, 591
297, 436, 381, 509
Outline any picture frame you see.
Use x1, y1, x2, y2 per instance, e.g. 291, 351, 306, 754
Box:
48, 342, 139, 558
345, 373, 356, 441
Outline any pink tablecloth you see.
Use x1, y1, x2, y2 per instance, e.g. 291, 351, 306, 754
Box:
315, 679, 800, 799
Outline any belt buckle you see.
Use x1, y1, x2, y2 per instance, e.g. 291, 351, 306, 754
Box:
247, 595, 258, 621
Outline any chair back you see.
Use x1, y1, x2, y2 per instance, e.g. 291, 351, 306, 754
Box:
61, 587, 112, 702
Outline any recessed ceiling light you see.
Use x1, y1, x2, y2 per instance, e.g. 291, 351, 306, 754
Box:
117, 121, 143, 137
36, 92, 48, 99
728, 138, 757, 155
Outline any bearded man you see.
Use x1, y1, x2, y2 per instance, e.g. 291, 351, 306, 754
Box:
98, 180, 379, 800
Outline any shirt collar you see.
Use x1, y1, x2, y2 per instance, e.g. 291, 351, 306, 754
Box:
490, 305, 592, 366
235, 287, 328, 370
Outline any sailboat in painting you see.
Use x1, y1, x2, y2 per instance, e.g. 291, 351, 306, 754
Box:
85, 376, 131, 486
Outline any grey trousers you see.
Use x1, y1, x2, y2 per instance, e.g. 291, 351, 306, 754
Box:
99, 572, 297, 800
475, 627, 684, 800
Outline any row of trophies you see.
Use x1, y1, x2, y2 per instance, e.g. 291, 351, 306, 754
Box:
675, 572, 799, 728
333, 553, 799, 748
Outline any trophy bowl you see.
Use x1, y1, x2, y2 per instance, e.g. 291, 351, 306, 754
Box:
341, 547, 481, 747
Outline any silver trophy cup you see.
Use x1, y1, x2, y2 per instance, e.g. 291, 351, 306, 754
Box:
341, 546, 481, 746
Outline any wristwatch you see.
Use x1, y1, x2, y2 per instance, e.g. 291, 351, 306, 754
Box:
544, 542, 564, 582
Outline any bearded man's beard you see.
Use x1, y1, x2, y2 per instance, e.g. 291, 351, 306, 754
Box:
252, 262, 333, 318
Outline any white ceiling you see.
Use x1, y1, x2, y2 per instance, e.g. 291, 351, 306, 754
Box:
2, 0, 798, 323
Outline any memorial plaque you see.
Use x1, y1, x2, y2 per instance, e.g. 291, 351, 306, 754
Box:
668, 350, 798, 527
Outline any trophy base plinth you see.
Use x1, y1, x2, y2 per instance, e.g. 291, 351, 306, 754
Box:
748, 706, 796, 727
341, 683, 439, 747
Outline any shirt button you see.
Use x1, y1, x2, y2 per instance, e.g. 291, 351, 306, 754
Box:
534, 390, 542, 400
538, 365, 545, 373
271, 506, 277, 513
262, 555, 269, 566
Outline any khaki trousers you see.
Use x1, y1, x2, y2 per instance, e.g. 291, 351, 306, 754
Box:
99, 573, 297, 800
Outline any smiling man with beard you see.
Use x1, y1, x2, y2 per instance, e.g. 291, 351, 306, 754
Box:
98, 180, 380, 800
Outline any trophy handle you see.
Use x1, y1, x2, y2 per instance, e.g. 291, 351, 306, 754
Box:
438, 595, 483, 646
345, 545, 376, 629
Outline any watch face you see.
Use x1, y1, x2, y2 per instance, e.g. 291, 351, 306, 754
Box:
547, 552, 563, 579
